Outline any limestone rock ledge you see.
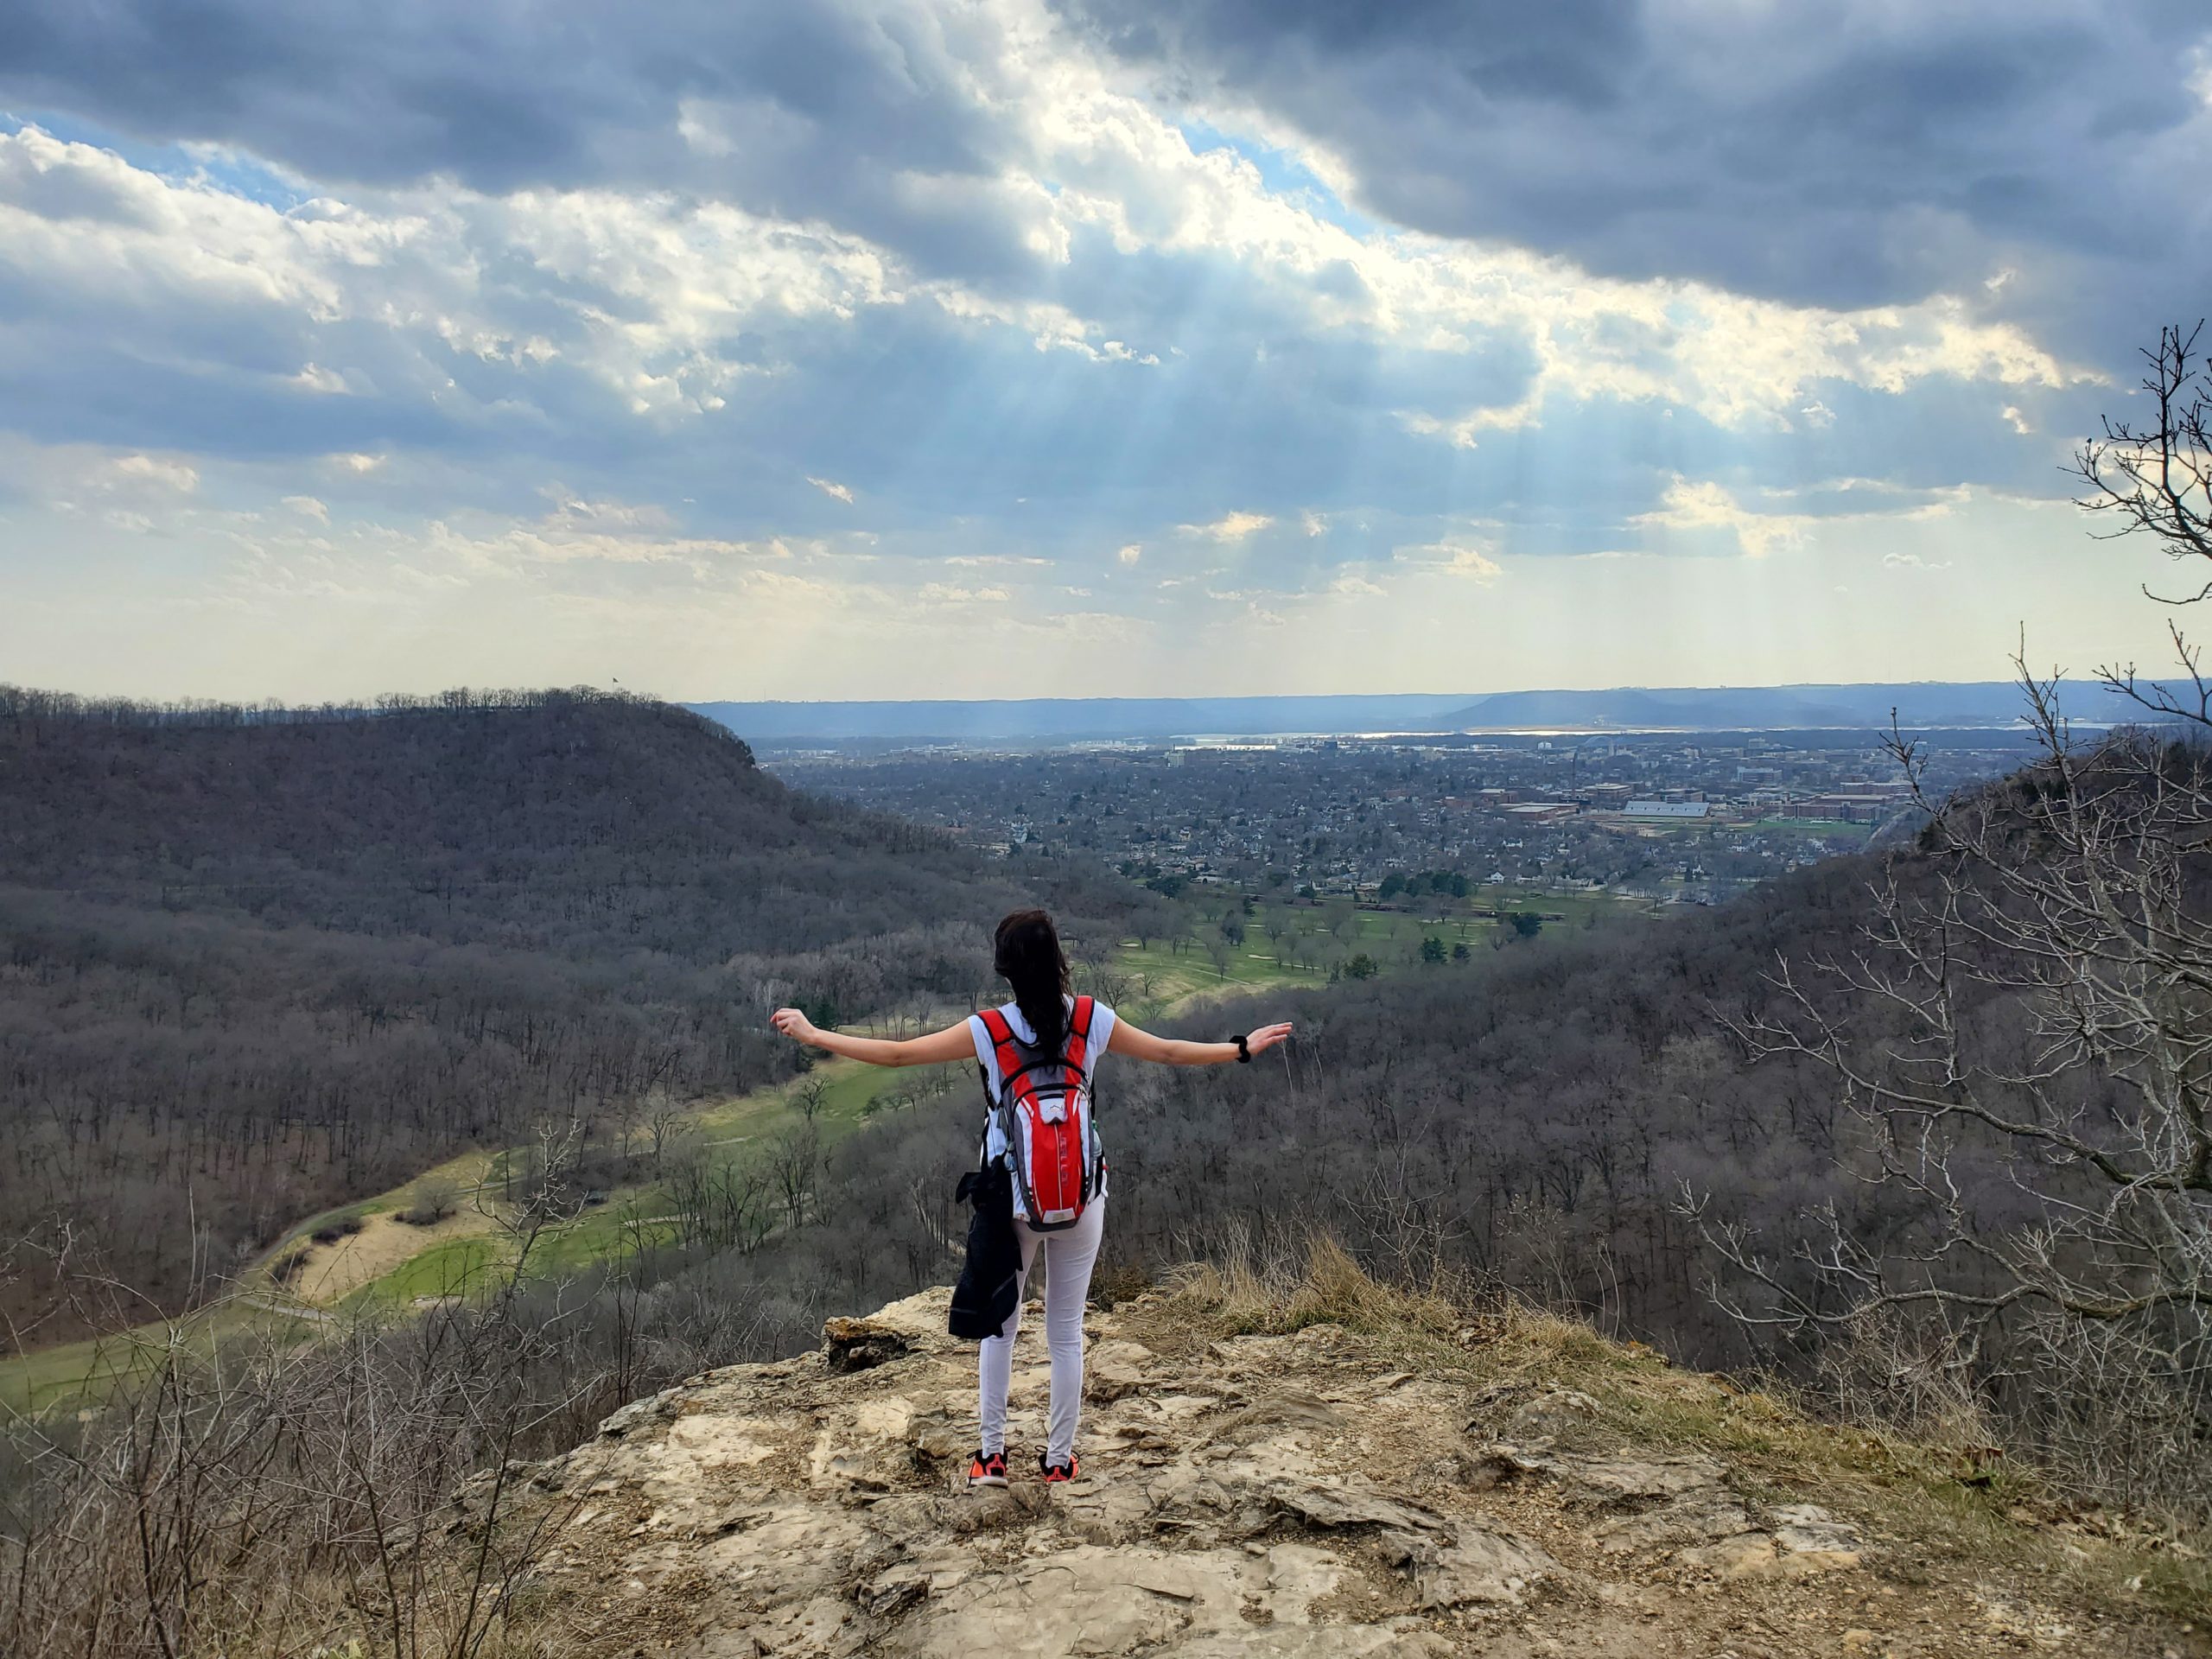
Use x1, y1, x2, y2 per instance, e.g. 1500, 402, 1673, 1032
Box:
511, 1288, 2171, 1659
512, 1292, 2194, 1654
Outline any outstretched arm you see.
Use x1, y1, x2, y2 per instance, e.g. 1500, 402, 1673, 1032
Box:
1107, 1018, 1294, 1065
770, 1009, 976, 1068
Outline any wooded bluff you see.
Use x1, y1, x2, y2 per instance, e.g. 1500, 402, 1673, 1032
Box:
0, 688, 1150, 1341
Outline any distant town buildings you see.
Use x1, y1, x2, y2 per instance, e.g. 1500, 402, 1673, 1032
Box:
772, 728, 2027, 906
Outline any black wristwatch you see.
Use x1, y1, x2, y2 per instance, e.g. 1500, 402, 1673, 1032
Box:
1234, 1033, 1251, 1063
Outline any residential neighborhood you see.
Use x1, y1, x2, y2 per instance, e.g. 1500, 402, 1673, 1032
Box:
772, 726, 2030, 908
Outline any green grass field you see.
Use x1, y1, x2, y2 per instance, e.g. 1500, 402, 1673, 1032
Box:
342, 1232, 513, 1309
0, 1300, 325, 1417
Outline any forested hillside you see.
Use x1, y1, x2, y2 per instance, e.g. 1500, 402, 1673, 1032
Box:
0, 687, 1151, 1342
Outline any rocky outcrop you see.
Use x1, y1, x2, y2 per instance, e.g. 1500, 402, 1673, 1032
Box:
1466, 1385, 1865, 1576
517, 1288, 2195, 1658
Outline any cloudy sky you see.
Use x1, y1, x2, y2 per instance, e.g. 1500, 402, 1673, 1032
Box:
3, 0, 2209, 702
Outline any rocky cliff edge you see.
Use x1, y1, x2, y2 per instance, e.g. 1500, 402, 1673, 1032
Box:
501, 1276, 2204, 1658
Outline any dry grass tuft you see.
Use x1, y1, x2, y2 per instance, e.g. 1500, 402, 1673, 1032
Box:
1166, 1230, 1464, 1342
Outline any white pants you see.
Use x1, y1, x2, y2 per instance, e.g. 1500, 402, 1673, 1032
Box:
977, 1198, 1104, 1466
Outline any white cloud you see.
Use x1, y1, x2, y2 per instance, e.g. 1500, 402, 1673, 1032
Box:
1634, 477, 1808, 558
402, 498, 809, 570
0, 122, 1151, 432
1300, 510, 1328, 537
1637, 474, 1980, 559
1398, 394, 1545, 449
545, 494, 677, 532
1179, 510, 1274, 542
806, 476, 855, 505
1116, 543, 1142, 564
110, 454, 200, 493
281, 494, 329, 523
1398, 537, 1504, 582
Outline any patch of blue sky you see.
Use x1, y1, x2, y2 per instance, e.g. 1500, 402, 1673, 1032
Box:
2, 107, 140, 157
1174, 117, 1381, 238
181, 145, 311, 212
2, 108, 308, 210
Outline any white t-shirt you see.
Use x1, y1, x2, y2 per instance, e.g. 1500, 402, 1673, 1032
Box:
969, 995, 1116, 1214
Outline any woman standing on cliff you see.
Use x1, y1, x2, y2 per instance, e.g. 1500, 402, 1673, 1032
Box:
772, 907, 1293, 1488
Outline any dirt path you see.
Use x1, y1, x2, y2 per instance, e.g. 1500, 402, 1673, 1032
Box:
289, 1205, 503, 1305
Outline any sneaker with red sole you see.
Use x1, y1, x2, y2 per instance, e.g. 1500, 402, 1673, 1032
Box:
1039, 1452, 1079, 1484
968, 1448, 1007, 1488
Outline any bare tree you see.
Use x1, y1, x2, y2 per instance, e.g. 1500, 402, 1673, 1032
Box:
769, 1124, 823, 1232
1697, 327, 2212, 1515
643, 1088, 688, 1172
792, 1072, 830, 1125
1, 1217, 596, 1659
399, 1174, 461, 1227
2077, 323, 2212, 610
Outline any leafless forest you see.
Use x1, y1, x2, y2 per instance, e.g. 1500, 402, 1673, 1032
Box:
0, 688, 1159, 1343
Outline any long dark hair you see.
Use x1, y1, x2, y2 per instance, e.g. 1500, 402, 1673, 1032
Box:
994, 908, 1070, 1054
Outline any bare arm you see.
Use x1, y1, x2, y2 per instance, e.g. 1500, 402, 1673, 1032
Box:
1107, 1018, 1294, 1065
770, 1009, 976, 1068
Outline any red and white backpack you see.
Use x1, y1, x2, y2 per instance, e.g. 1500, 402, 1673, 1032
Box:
976, 995, 1103, 1230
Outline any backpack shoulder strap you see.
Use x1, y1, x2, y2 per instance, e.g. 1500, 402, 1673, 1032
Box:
976, 1007, 1027, 1103
1064, 995, 1096, 1076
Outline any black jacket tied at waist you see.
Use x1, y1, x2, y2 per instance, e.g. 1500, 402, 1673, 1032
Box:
947, 1162, 1020, 1340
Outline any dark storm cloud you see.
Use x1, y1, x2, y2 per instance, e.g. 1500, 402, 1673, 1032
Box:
0, 0, 1051, 289
0, 2, 994, 192
1054, 0, 2212, 358
8, 0, 2201, 364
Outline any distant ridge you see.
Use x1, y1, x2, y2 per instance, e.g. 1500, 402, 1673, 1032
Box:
1432, 682, 2049, 732
686, 693, 1473, 744
689, 681, 2134, 745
